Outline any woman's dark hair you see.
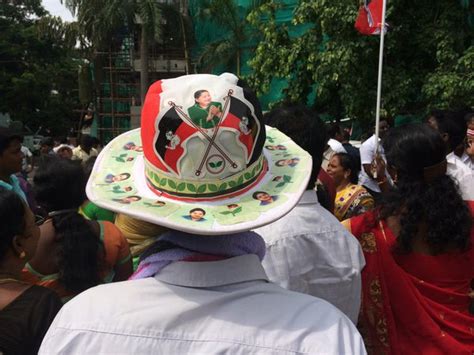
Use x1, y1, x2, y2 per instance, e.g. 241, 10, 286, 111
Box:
33, 157, 102, 293
381, 124, 471, 254
333, 153, 359, 184
0, 188, 25, 260
194, 90, 208, 100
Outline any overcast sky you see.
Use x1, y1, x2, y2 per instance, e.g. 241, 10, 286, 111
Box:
42, 0, 75, 22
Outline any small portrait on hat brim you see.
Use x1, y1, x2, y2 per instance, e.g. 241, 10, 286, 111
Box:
275, 158, 300, 168
265, 144, 287, 151
113, 195, 141, 204
187, 90, 223, 129
183, 207, 207, 222
143, 200, 166, 208
123, 142, 143, 152
252, 191, 278, 206
105, 173, 131, 184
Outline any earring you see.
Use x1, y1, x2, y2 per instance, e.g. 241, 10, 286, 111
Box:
19, 251, 26, 259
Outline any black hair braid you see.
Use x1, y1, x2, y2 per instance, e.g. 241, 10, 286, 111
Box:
53, 212, 104, 293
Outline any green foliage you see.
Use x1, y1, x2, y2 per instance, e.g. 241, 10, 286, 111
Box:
195, 0, 261, 75
247, 0, 473, 126
0, 2, 81, 135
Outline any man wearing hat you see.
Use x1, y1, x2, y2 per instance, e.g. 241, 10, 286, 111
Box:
0, 128, 27, 202
40, 74, 366, 354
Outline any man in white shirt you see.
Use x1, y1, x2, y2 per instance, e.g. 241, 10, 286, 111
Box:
427, 110, 474, 200
40, 75, 366, 354
71, 134, 98, 163
358, 119, 390, 195
257, 105, 365, 324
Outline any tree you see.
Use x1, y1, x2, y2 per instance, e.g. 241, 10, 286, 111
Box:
63, 0, 165, 103
0, 1, 81, 135
195, 0, 256, 76
247, 0, 473, 127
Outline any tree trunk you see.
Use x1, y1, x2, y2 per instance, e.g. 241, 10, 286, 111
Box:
140, 25, 149, 104
236, 49, 241, 77
180, 13, 190, 74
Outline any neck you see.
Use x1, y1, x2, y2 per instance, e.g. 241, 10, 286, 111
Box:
0, 172, 11, 183
336, 180, 351, 192
0, 259, 22, 280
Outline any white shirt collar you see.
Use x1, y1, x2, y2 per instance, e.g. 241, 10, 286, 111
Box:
298, 189, 319, 205
155, 254, 269, 288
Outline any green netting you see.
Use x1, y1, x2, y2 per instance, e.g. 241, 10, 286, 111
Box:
189, 0, 313, 109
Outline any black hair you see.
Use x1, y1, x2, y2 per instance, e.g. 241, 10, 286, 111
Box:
465, 112, 474, 124
80, 134, 94, 150
429, 109, 468, 151
327, 123, 342, 139
252, 191, 268, 199
194, 90, 209, 100
264, 105, 328, 187
83, 156, 97, 180
333, 153, 359, 184
33, 157, 102, 293
0, 188, 25, 261
380, 124, 471, 254
189, 208, 205, 215
0, 128, 22, 155
40, 137, 54, 147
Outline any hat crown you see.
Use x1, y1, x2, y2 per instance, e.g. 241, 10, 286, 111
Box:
141, 74, 266, 200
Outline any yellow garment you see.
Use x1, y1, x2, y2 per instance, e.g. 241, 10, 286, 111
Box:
114, 213, 167, 257
334, 183, 374, 221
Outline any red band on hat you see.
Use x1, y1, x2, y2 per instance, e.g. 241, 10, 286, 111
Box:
141, 80, 169, 173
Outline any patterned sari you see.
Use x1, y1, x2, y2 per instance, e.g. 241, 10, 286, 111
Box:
334, 184, 374, 221
344, 208, 474, 354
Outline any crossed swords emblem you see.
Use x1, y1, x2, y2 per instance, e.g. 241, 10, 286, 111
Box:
168, 89, 238, 176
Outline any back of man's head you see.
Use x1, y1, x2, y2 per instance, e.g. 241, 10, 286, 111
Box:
80, 134, 94, 150
0, 128, 22, 156
327, 123, 342, 141
264, 105, 328, 185
429, 109, 467, 152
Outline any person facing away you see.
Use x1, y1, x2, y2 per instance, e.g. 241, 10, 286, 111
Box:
0, 188, 62, 354
343, 124, 474, 354
21, 157, 132, 302
254, 105, 365, 324
39, 73, 365, 354
327, 153, 374, 221
427, 109, 474, 201
358, 119, 391, 197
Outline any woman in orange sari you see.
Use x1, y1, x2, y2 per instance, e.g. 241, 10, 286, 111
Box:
327, 153, 374, 221
343, 124, 473, 354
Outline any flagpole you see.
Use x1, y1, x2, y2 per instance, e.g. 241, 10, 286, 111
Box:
373, 0, 387, 178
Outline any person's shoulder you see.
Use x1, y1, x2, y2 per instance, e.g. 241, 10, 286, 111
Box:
56, 280, 151, 316
24, 285, 62, 305
361, 134, 376, 147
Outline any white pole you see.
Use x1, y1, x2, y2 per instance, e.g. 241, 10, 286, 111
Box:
374, 0, 388, 154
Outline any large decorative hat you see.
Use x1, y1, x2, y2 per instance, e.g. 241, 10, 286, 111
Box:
87, 73, 312, 235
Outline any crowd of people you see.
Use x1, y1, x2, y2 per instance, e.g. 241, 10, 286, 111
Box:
0, 73, 473, 354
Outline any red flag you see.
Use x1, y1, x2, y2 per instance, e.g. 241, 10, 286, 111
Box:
355, 0, 386, 35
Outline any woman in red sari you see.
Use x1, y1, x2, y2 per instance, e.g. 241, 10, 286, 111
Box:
343, 124, 473, 354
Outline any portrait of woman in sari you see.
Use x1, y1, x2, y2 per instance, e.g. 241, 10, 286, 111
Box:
187, 90, 223, 129
327, 153, 374, 221
343, 125, 474, 354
